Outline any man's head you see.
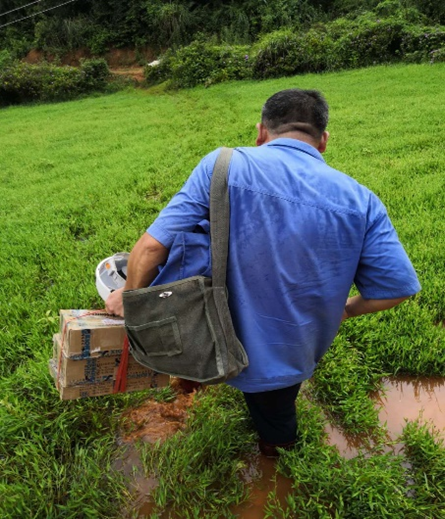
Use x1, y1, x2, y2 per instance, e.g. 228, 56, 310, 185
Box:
256, 88, 329, 152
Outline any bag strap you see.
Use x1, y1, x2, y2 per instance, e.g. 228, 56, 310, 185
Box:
209, 147, 233, 289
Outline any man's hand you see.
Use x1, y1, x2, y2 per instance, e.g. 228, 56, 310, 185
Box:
106, 287, 125, 317
104, 232, 169, 318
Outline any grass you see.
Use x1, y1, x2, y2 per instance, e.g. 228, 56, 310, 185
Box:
1, 62, 445, 517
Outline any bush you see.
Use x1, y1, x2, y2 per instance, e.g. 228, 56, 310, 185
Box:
332, 17, 411, 69
0, 60, 110, 106
430, 47, 445, 63
145, 10, 445, 88
401, 26, 445, 56
252, 30, 303, 79
79, 58, 110, 90
144, 51, 175, 85
253, 27, 341, 79
0, 50, 14, 70
145, 41, 253, 89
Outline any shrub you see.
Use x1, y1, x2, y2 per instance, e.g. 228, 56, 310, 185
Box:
252, 30, 303, 79
145, 41, 253, 89
430, 47, 445, 63
144, 51, 175, 85
401, 26, 445, 56
253, 28, 339, 79
0, 60, 110, 106
79, 58, 110, 90
333, 18, 411, 69
145, 10, 445, 88
0, 50, 14, 70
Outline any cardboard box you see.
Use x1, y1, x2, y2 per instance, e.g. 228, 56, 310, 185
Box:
59, 310, 127, 358
52, 333, 157, 387
49, 359, 170, 400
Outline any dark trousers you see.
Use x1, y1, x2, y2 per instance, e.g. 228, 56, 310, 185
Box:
243, 383, 302, 446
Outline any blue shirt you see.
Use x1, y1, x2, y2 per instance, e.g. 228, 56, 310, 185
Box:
147, 139, 421, 392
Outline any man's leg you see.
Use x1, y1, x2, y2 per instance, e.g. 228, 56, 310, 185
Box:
243, 383, 302, 457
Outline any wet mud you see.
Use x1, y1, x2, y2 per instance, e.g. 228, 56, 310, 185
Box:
116, 376, 445, 517
120, 380, 196, 444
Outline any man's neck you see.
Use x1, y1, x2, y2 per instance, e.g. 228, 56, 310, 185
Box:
266, 131, 319, 149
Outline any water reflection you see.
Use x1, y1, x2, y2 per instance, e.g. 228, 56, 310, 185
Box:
232, 451, 293, 518
377, 376, 445, 438
326, 376, 445, 458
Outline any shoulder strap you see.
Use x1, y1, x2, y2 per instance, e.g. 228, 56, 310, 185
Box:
209, 147, 233, 288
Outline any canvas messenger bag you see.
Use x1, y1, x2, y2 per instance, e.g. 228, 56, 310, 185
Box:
122, 148, 249, 384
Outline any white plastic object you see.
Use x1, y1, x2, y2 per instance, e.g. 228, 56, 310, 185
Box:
95, 252, 130, 301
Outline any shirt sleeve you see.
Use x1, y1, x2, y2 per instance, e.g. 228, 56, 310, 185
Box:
354, 194, 421, 299
147, 149, 220, 248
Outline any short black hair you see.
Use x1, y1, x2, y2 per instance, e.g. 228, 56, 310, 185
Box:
261, 89, 329, 139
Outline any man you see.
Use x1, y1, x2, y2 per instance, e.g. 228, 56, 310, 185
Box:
107, 89, 420, 456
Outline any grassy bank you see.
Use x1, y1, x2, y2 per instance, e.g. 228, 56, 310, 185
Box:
1, 63, 445, 517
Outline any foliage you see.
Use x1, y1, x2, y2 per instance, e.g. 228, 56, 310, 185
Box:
34, 16, 94, 55
401, 25, 445, 61
430, 47, 445, 63
257, 0, 323, 34
0, 50, 14, 70
79, 58, 110, 88
145, 40, 253, 88
144, 0, 197, 47
252, 28, 337, 79
144, 50, 175, 84
249, 12, 445, 84
2, 0, 445, 58
0, 59, 110, 106
332, 17, 410, 68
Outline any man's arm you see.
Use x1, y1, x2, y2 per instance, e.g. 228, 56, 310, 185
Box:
105, 232, 169, 317
341, 294, 409, 322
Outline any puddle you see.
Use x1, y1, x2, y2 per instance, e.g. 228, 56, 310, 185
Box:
232, 452, 293, 518
377, 376, 445, 439
325, 423, 365, 459
326, 376, 445, 458
113, 443, 158, 514
117, 376, 445, 517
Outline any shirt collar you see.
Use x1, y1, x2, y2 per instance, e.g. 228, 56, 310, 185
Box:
265, 137, 325, 163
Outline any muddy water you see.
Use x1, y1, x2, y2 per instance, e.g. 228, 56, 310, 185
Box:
117, 377, 445, 517
231, 453, 293, 518
117, 383, 196, 518
136, 451, 293, 519
377, 376, 445, 438
326, 376, 445, 458
113, 444, 158, 514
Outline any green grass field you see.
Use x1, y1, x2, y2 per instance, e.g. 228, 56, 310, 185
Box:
1, 63, 445, 518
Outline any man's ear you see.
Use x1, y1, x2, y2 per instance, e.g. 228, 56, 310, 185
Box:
317, 131, 329, 153
256, 123, 269, 146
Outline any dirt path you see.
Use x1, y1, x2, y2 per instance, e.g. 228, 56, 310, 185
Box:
111, 67, 145, 82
